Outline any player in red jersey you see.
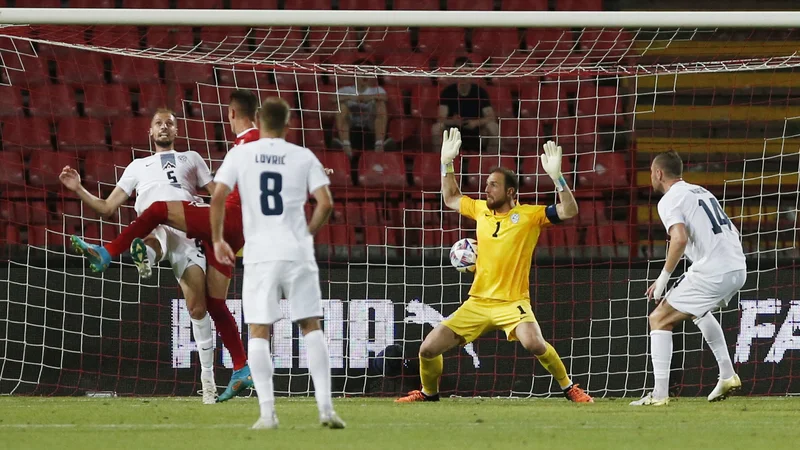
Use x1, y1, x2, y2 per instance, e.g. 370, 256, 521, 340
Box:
77, 90, 262, 401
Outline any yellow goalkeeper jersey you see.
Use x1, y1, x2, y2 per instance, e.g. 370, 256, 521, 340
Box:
460, 196, 556, 302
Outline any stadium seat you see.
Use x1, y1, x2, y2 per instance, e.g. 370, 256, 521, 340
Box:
448, 0, 493, 9
358, 153, 407, 190
519, 82, 566, 122
339, 0, 385, 9
25, 202, 49, 226
57, 118, 109, 152
215, 67, 272, 90
56, 50, 107, 85
175, 0, 224, 8
0, 152, 27, 194
70, 0, 114, 7
28, 85, 77, 117
579, 29, 634, 61
463, 154, 517, 191
394, 0, 439, 9
3, 224, 21, 245
165, 61, 213, 85
300, 126, 326, 151
307, 28, 357, 54
283, 0, 331, 8
0, 87, 23, 117
555, 117, 597, 154
557, 0, 603, 11
1, 117, 53, 154
145, 26, 194, 49
83, 84, 133, 118
499, 118, 540, 154
6, 56, 50, 86
111, 56, 160, 85
138, 84, 184, 116
90, 26, 142, 50
380, 53, 432, 87
412, 153, 441, 191
363, 28, 413, 57
576, 84, 624, 126
314, 151, 352, 188
411, 84, 440, 120
229, 0, 278, 8
177, 119, 216, 150
83, 151, 133, 187
577, 200, 609, 225
250, 27, 306, 55
28, 151, 79, 189
485, 86, 514, 118
525, 28, 575, 60
471, 29, 524, 57
417, 28, 466, 55
577, 152, 628, 189
112, 117, 154, 148
502, 0, 548, 10
199, 27, 251, 54
122, 0, 170, 7
520, 153, 573, 193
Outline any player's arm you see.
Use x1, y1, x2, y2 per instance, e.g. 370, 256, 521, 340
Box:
59, 165, 129, 218
202, 181, 217, 195
647, 222, 688, 301
308, 185, 333, 235
209, 154, 237, 266
440, 128, 463, 211
540, 141, 579, 221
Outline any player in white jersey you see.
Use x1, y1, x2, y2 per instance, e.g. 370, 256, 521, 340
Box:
631, 150, 746, 407
59, 108, 219, 404
210, 97, 345, 430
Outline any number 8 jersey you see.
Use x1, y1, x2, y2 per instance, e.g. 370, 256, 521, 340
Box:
657, 180, 746, 276
214, 137, 330, 264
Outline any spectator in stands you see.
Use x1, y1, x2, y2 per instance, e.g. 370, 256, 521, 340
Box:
333, 66, 391, 157
433, 57, 499, 153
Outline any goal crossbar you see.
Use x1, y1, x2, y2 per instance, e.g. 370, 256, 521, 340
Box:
2, 9, 800, 28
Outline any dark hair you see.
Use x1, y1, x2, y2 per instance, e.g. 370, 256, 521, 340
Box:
653, 150, 683, 178
454, 56, 472, 67
257, 96, 291, 132
229, 89, 259, 120
490, 167, 519, 195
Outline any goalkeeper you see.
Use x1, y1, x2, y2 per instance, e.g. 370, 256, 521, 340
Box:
397, 129, 593, 403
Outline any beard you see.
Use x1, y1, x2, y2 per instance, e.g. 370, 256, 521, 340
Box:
154, 136, 173, 148
486, 195, 506, 210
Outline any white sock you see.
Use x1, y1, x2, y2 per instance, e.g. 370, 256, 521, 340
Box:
303, 329, 333, 415
249, 338, 275, 418
650, 330, 673, 399
694, 314, 736, 379
191, 313, 214, 378
145, 244, 158, 267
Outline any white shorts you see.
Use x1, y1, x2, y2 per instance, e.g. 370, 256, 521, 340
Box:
242, 260, 323, 325
665, 269, 747, 317
151, 225, 206, 281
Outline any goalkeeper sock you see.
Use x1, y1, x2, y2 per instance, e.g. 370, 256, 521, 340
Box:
650, 330, 673, 399
304, 330, 333, 415
105, 201, 168, 256
190, 313, 214, 376
694, 314, 736, 379
206, 296, 247, 371
419, 354, 443, 396
535, 342, 572, 389
248, 338, 275, 419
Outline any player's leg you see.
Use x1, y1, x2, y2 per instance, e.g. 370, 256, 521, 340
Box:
502, 301, 592, 402
243, 262, 282, 429
289, 260, 344, 429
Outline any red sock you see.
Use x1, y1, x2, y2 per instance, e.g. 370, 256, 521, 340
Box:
206, 296, 247, 370
105, 201, 168, 256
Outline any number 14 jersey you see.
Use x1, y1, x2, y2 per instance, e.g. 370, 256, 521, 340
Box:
657, 180, 746, 276
214, 138, 330, 264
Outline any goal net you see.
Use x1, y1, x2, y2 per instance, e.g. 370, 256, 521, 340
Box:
1, 14, 799, 398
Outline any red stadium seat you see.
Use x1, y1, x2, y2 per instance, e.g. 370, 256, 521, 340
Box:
519, 82, 566, 122
463, 154, 517, 191
165, 61, 213, 85
56, 50, 106, 85
90, 26, 142, 50
0, 152, 27, 193
70, 0, 114, 7
122, 0, 169, 7
229, 0, 278, 8
380, 53, 432, 87
24, 201, 49, 225
6, 56, 49, 87
195, 84, 233, 122
314, 151, 352, 189
576, 152, 628, 189
499, 118, 540, 154
215, 66, 272, 90
339, 0, 385, 9
83, 151, 133, 187
471, 29, 523, 57
57, 118, 108, 152
417, 28, 466, 55
502, 0, 548, 10
394, 0, 438, 9
362, 28, 412, 57
283, 0, 331, 8
3, 224, 21, 245
250, 27, 306, 55
0, 87, 23, 117
175, 0, 224, 7
112, 117, 154, 148
525, 28, 574, 60
412, 153, 441, 191
300, 126, 326, 151
198, 27, 251, 54
29, 151, 79, 188
177, 119, 216, 150
28, 85, 77, 117
577, 200, 609, 226
83, 84, 133, 118
307, 28, 357, 54
580, 29, 634, 61
411, 84, 440, 120
1, 118, 53, 154
138, 84, 184, 116
557, 0, 603, 11
447, 0, 493, 11
112, 56, 160, 85
520, 153, 573, 193
145, 26, 194, 49
555, 117, 597, 154
358, 153, 406, 190
576, 84, 624, 126
485, 86, 514, 118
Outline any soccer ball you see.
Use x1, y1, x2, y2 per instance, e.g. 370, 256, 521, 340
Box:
449, 238, 477, 273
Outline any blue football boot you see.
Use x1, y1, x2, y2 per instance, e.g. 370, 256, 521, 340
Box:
70, 235, 111, 272
217, 365, 254, 403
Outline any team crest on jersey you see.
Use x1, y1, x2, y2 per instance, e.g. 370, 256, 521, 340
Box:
178, 155, 188, 163
511, 213, 520, 224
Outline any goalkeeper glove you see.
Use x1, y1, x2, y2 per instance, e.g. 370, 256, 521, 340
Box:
541, 140, 567, 192
441, 128, 462, 176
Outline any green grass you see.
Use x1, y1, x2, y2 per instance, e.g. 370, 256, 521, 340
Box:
1, 396, 798, 450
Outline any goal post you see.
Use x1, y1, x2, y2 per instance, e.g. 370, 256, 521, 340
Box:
1, 8, 799, 398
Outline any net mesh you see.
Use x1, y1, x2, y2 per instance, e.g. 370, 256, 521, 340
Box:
1, 22, 799, 397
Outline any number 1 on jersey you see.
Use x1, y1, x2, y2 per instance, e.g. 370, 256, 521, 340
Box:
492, 222, 501, 238
260, 172, 284, 215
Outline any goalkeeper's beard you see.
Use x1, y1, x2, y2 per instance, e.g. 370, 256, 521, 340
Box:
486, 194, 507, 211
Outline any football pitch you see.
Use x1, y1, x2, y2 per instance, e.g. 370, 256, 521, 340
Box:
1, 397, 799, 450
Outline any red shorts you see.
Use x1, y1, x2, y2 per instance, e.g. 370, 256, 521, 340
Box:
182, 201, 245, 279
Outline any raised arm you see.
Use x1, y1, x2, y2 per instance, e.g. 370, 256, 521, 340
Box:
541, 141, 579, 221
59, 166, 129, 218
440, 128, 463, 211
